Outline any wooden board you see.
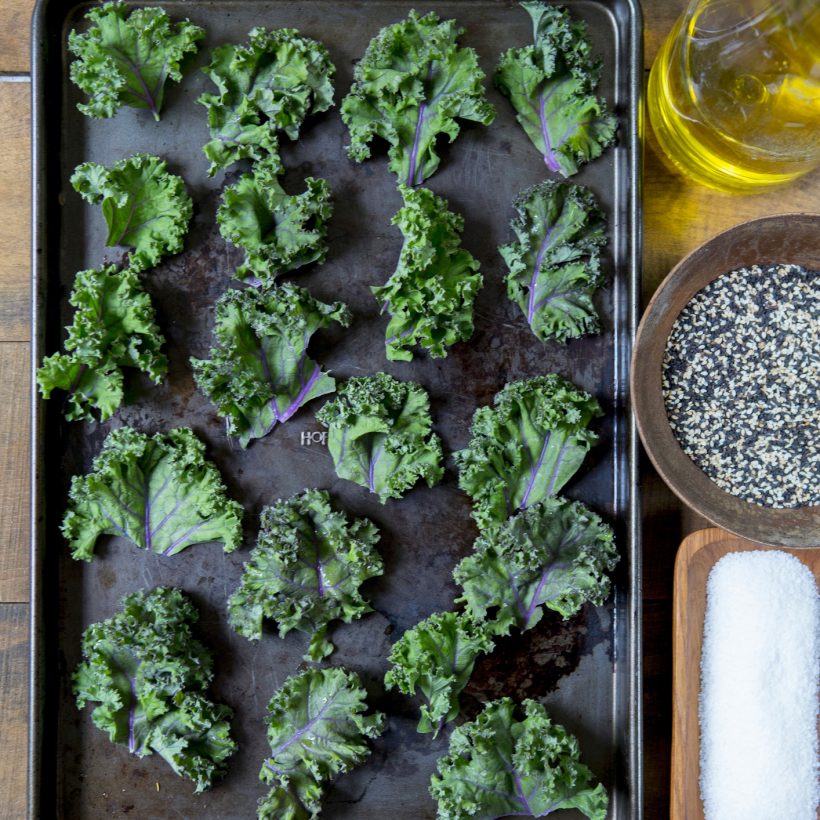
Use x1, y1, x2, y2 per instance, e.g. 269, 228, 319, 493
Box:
0, 344, 30, 603
671, 528, 820, 820
0, 0, 36, 73
0, 605, 29, 820
0, 82, 32, 343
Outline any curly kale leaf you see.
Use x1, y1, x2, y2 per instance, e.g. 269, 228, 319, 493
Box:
454, 375, 601, 531
228, 489, 382, 661
62, 426, 243, 561
258, 667, 385, 818
68, 1, 204, 121
36, 265, 167, 422
430, 698, 608, 820
373, 185, 482, 362
73, 587, 236, 792
217, 154, 332, 284
199, 27, 335, 175
71, 154, 193, 272
342, 10, 495, 186
316, 373, 444, 503
191, 284, 349, 448
454, 497, 617, 630
495, 1, 616, 177
384, 611, 500, 736
500, 181, 607, 344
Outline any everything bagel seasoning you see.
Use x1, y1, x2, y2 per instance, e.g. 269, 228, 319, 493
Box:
662, 263, 819, 508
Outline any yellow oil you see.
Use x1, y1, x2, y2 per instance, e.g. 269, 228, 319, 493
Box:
648, 2, 820, 193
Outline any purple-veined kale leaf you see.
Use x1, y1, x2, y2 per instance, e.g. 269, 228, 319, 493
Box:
73, 587, 236, 792
228, 489, 382, 661
258, 667, 384, 818
315, 372, 444, 503
191, 283, 350, 448
500, 180, 607, 344
36, 265, 167, 422
62, 426, 243, 561
495, 1, 616, 177
342, 10, 495, 186
430, 698, 608, 819
454, 496, 617, 630
373, 185, 483, 362
454, 375, 601, 531
71, 153, 193, 272
68, 1, 204, 121
199, 27, 335, 175
217, 153, 333, 284
384, 611, 502, 736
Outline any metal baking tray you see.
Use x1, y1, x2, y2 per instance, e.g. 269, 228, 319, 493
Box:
31, 1, 643, 817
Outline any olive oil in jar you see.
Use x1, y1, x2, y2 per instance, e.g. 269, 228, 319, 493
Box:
648, 0, 820, 192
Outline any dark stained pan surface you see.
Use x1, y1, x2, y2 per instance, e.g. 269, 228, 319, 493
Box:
31, 1, 643, 817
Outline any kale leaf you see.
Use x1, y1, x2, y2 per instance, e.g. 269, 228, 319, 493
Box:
500, 180, 607, 344
342, 10, 495, 186
71, 154, 193, 272
228, 489, 382, 661
73, 587, 236, 792
454, 496, 617, 630
430, 698, 608, 819
454, 375, 601, 531
36, 265, 167, 422
315, 372, 444, 503
495, 1, 616, 177
63, 426, 243, 561
199, 27, 335, 175
384, 611, 500, 736
258, 667, 385, 819
373, 185, 482, 361
191, 283, 350, 448
68, 1, 204, 121
217, 154, 332, 284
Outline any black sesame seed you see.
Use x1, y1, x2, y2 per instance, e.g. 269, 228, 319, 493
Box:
662, 263, 820, 509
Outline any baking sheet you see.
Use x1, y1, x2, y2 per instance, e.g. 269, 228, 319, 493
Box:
31, 1, 643, 817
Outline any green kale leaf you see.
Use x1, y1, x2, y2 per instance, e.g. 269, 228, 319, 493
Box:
495, 1, 616, 177
342, 10, 495, 186
62, 426, 243, 561
217, 154, 332, 284
73, 587, 236, 792
68, 1, 204, 121
430, 698, 608, 819
228, 489, 382, 661
36, 265, 167, 422
258, 667, 385, 818
454, 496, 617, 630
315, 372, 444, 503
71, 154, 193, 272
199, 27, 335, 175
384, 611, 499, 736
454, 375, 601, 531
500, 180, 607, 344
373, 185, 482, 362
191, 283, 349, 448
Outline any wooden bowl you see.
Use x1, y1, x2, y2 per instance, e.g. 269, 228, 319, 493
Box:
631, 213, 820, 548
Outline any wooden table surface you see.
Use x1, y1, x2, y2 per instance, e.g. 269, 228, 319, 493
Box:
0, 1, 817, 817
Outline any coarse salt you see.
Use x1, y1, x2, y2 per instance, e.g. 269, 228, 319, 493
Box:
700, 551, 820, 820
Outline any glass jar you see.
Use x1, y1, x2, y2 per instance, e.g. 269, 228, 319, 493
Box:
647, 0, 820, 192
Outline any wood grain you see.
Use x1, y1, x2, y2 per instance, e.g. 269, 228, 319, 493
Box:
0, 604, 29, 820
671, 529, 820, 820
643, 128, 820, 302
0, 0, 36, 74
0, 344, 30, 604
0, 82, 31, 343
